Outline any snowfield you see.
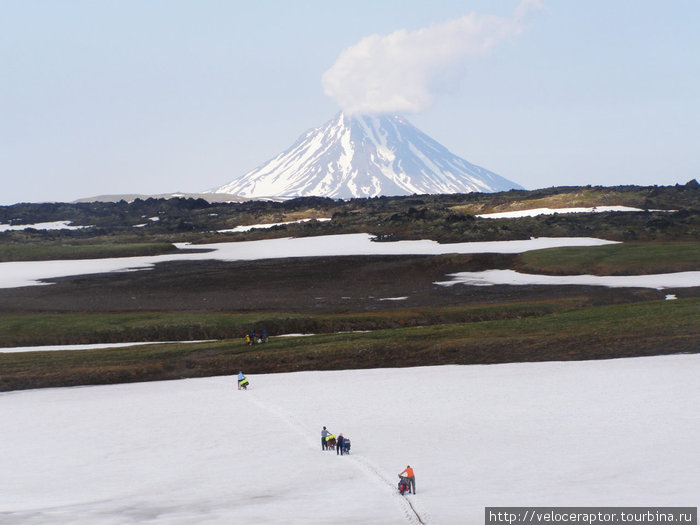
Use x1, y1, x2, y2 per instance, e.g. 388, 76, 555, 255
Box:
1, 355, 698, 524
0, 233, 618, 289
1, 233, 697, 292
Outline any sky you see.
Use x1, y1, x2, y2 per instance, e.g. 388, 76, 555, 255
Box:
1, 0, 699, 205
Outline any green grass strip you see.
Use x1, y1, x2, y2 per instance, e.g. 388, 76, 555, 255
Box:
519, 241, 700, 275
0, 301, 573, 347
0, 242, 178, 262
1, 298, 697, 391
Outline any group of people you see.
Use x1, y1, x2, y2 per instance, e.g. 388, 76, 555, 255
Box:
321, 426, 351, 455
245, 329, 268, 345
321, 427, 415, 494
236, 379, 416, 495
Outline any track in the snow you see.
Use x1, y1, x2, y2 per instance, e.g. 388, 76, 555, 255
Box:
246, 389, 428, 524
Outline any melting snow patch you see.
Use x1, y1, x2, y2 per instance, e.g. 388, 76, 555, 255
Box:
435, 269, 700, 290
218, 218, 331, 233
476, 206, 674, 219
0, 340, 216, 354
665, 294, 678, 300
379, 296, 408, 301
0, 221, 92, 231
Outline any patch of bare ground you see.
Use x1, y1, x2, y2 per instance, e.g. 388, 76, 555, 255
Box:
1, 253, 697, 391
0, 254, 670, 314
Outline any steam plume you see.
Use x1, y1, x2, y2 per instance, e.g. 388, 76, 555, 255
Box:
322, 1, 542, 115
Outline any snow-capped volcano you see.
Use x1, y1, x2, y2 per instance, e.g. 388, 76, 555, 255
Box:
213, 113, 522, 199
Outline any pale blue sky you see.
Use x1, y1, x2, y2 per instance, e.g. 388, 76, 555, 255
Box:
1, 1, 698, 204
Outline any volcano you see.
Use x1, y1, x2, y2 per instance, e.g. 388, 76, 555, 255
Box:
212, 113, 522, 199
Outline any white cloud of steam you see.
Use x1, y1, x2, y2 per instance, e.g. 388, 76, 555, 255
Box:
322, 0, 542, 115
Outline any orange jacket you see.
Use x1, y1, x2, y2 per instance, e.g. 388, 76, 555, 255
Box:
401, 467, 414, 477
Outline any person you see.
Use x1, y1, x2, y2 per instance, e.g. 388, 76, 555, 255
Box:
321, 426, 330, 450
336, 433, 345, 455
262, 329, 269, 343
237, 371, 247, 390
399, 465, 415, 494
245, 333, 251, 345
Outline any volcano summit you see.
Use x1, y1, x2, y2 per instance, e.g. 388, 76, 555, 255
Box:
213, 113, 522, 199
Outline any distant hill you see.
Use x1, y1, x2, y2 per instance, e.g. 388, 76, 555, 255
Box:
74, 192, 251, 203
